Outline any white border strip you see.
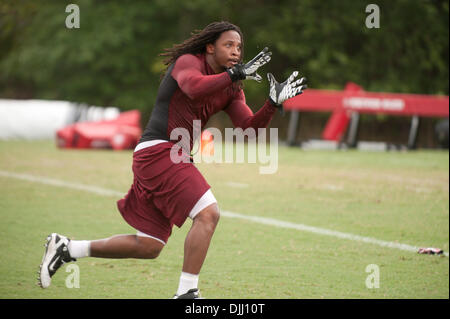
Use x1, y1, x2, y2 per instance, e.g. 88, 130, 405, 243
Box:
1, 170, 447, 257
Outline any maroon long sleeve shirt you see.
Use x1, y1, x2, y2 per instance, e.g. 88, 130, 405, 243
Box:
140, 53, 277, 153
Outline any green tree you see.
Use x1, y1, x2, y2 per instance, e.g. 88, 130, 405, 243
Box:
0, 0, 448, 122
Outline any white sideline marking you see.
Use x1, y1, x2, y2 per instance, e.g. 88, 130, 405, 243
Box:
221, 211, 449, 256
1, 170, 447, 257
226, 182, 249, 188
0, 170, 122, 197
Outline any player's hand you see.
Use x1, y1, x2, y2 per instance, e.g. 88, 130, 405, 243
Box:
267, 71, 307, 109
227, 47, 272, 83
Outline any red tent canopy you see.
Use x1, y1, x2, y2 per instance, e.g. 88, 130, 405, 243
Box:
284, 83, 449, 141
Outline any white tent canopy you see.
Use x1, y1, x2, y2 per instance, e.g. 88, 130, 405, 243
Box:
0, 99, 120, 140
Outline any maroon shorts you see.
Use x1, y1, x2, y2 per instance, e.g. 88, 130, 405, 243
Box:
117, 142, 210, 244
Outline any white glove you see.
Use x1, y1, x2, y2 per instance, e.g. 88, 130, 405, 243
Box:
267, 71, 307, 106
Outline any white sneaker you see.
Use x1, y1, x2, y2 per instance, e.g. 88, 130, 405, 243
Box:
38, 233, 76, 288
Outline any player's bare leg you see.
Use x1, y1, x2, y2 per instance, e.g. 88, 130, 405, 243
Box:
38, 233, 164, 288
174, 203, 220, 298
183, 203, 220, 274
90, 235, 164, 259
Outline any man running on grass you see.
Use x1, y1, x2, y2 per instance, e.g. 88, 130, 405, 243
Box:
38, 21, 307, 298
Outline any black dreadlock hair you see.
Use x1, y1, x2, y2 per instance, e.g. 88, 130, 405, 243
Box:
161, 21, 244, 66
160, 21, 244, 90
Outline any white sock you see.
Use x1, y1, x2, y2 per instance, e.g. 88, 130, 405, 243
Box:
176, 272, 199, 296
68, 240, 91, 258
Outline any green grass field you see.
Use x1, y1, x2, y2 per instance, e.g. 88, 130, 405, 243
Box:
0, 140, 448, 299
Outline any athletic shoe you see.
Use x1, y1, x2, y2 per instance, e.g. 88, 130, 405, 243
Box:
418, 247, 444, 255
38, 233, 76, 288
173, 288, 203, 299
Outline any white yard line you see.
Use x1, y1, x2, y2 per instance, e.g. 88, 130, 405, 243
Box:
0, 170, 123, 197
1, 170, 447, 257
225, 182, 249, 188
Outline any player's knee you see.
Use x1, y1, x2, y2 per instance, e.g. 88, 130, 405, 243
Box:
196, 204, 220, 232
136, 237, 164, 259
147, 246, 162, 259
146, 245, 164, 259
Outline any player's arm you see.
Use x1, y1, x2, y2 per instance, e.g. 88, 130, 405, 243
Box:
224, 89, 277, 132
171, 54, 232, 100
172, 48, 272, 100
225, 68, 308, 129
